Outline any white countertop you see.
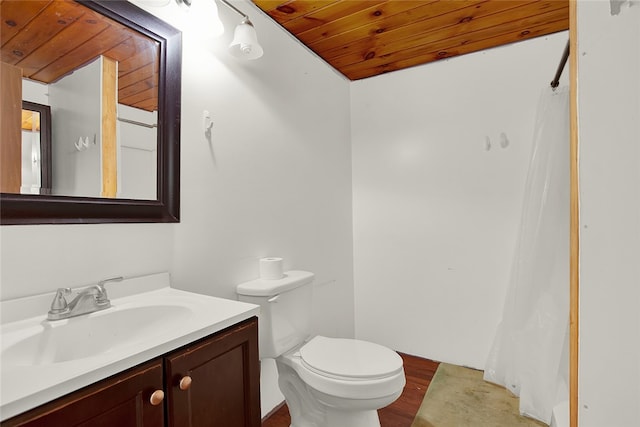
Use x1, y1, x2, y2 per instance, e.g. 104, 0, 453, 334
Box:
0, 273, 260, 421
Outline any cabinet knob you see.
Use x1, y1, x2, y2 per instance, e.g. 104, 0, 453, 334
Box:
179, 375, 192, 391
150, 390, 165, 406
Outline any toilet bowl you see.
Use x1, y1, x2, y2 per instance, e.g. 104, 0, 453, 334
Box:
276, 336, 405, 427
236, 270, 406, 427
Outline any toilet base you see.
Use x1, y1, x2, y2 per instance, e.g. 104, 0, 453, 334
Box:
276, 356, 394, 427
324, 408, 380, 427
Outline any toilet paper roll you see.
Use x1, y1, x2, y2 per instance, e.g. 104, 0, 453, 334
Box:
259, 257, 284, 280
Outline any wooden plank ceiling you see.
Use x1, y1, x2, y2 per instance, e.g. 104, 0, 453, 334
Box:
0, 0, 159, 112
252, 0, 569, 80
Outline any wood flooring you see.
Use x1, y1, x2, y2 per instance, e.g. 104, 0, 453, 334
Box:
261, 353, 439, 427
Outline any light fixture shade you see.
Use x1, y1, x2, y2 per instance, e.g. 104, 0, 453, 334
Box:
190, 0, 224, 40
229, 19, 263, 60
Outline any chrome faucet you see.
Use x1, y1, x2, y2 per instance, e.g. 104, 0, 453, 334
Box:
47, 276, 123, 320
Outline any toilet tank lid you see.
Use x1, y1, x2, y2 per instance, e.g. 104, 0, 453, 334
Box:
236, 270, 315, 297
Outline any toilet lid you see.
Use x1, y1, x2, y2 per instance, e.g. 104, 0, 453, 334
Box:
299, 336, 403, 380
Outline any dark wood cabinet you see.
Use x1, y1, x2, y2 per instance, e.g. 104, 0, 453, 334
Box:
2, 318, 260, 427
165, 317, 261, 427
3, 360, 164, 427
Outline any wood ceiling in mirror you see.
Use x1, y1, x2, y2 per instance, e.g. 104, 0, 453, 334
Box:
1, 0, 159, 111
252, 0, 569, 80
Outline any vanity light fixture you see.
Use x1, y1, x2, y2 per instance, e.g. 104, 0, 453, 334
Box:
175, 0, 224, 39
219, 0, 264, 60
175, 0, 263, 60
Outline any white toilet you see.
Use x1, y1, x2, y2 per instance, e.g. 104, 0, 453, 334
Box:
236, 270, 405, 427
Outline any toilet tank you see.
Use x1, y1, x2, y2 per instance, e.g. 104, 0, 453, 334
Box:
236, 270, 314, 359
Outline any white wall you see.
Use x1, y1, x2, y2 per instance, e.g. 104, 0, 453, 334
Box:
20, 129, 41, 194
49, 57, 103, 198
22, 79, 48, 106
0, 224, 174, 301
162, 2, 354, 344
577, 1, 640, 426
117, 105, 157, 200
351, 32, 569, 369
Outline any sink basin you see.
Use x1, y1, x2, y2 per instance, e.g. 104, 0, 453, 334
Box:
2, 304, 192, 366
0, 273, 260, 422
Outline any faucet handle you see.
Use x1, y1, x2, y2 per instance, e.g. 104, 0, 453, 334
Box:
50, 288, 72, 313
97, 276, 123, 289
95, 276, 123, 303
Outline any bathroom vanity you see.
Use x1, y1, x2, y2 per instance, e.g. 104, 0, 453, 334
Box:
0, 273, 261, 426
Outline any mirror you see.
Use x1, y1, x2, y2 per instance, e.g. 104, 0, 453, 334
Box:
0, 0, 181, 225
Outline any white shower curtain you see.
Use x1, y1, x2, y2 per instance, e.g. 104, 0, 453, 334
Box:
484, 86, 570, 425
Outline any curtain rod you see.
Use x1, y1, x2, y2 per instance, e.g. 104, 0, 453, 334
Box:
551, 40, 570, 89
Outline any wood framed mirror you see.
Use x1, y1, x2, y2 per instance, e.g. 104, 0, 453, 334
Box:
0, 0, 181, 225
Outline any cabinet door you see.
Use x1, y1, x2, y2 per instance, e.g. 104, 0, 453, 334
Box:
165, 317, 260, 427
2, 360, 164, 427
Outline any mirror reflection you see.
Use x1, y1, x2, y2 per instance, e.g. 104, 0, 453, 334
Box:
20, 101, 51, 195
1, 0, 160, 200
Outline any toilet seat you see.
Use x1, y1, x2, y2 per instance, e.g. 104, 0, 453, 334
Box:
280, 335, 406, 401
299, 336, 403, 381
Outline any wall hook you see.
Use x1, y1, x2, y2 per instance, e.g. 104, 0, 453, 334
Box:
75, 136, 90, 151
203, 110, 213, 136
